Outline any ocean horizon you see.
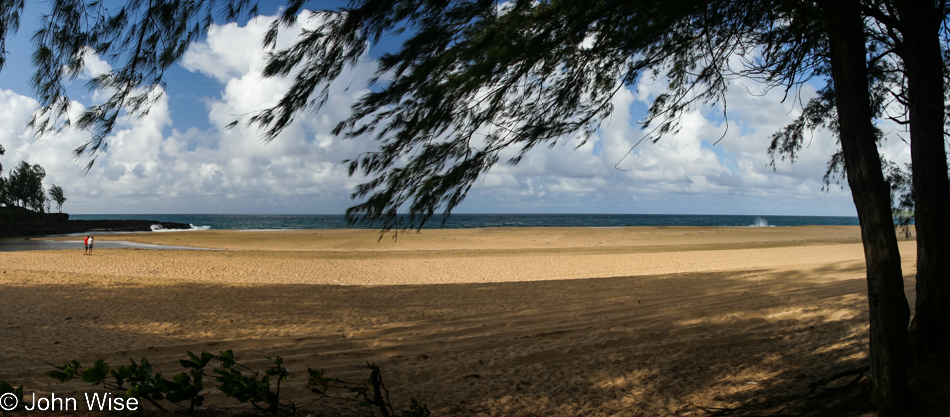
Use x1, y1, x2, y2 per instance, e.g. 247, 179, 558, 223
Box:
68, 213, 861, 231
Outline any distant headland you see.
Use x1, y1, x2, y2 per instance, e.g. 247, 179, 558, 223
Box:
0, 206, 191, 237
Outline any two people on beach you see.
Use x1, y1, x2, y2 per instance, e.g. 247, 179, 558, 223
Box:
83, 235, 94, 255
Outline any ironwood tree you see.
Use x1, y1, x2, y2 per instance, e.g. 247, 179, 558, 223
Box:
0, 143, 5, 205
48, 184, 66, 212
887, 0, 950, 359
1, 0, 948, 413
768, 0, 950, 363
818, 2, 910, 409
2, 160, 47, 212
0, 0, 260, 172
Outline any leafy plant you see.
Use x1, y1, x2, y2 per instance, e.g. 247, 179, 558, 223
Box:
0, 381, 24, 410
307, 362, 429, 417
48, 355, 210, 413
41, 350, 427, 415
213, 350, 292, 414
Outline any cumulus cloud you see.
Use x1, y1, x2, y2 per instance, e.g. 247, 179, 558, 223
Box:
79, 47, 112, 79
461, 73, 863, 216
0, 12, 379, 214
0, 11, 877, 216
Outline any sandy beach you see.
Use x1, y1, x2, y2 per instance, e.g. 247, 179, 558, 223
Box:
0, 226, 930, 415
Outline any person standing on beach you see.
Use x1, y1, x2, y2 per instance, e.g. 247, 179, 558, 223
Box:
88, 235, 94, 255
83, 236, 89, 255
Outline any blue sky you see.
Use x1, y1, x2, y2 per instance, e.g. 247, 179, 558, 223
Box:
0, 3, 910, 215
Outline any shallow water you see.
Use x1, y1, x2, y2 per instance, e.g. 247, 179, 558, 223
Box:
0, 238, 221, 252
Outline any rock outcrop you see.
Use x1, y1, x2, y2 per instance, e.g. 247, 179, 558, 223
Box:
0, 206, 192, 236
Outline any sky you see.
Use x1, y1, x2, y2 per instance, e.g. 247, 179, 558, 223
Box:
0, 3, 913, 216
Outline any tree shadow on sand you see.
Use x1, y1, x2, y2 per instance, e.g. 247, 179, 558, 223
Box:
1, 261, 946, 416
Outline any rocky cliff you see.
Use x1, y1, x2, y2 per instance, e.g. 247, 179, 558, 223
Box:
0, 206, 193, 236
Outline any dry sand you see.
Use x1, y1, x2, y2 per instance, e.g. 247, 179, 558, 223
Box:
0, 226, 925, 415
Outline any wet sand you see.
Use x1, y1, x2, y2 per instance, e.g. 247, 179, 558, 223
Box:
0, 237, 221, 252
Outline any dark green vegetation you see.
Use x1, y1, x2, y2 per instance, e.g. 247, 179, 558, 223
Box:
1, 0, 949, 414
1, 160, 47, 212
0, 144, 60, 213
1, 351, 429, 416
0, 143, 193, 235
47, 184, 66, 213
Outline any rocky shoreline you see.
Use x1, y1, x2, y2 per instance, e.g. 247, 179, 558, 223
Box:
0, 206, 192, 237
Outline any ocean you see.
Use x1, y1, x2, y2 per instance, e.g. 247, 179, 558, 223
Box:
68, 213, 860, 231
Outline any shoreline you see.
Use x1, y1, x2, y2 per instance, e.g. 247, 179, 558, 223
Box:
61, 212, 864, 232
32, 224, 870, 248
0, 237, 224, 252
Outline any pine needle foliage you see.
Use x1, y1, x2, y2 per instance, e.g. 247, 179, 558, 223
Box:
249, 0, 827, 231
3, 0, 261, 173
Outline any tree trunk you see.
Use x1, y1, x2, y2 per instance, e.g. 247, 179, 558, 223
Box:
819, 0, 912, 413
897, 0, 950, 357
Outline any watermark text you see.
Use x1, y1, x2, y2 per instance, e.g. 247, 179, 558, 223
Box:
0, 391, 139, 412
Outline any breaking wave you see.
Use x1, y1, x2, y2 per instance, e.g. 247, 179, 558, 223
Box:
150, 224, 212, 232
749, 217, 774, 227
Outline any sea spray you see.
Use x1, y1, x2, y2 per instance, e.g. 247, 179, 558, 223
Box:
750, 217, 773, 227
150, 224, 212, 232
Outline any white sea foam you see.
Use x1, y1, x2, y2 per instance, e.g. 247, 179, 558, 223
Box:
749, 217, 774, 227
150, 224, 212, 232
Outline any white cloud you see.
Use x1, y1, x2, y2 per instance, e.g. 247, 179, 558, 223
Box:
0, 11, 871, 217
80, 47, 112, 79
180, 17, 277, 83
0, 11, 381, 214
456, 74, 861, 215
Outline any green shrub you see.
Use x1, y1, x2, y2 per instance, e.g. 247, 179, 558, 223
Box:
34, 350, 430, 416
